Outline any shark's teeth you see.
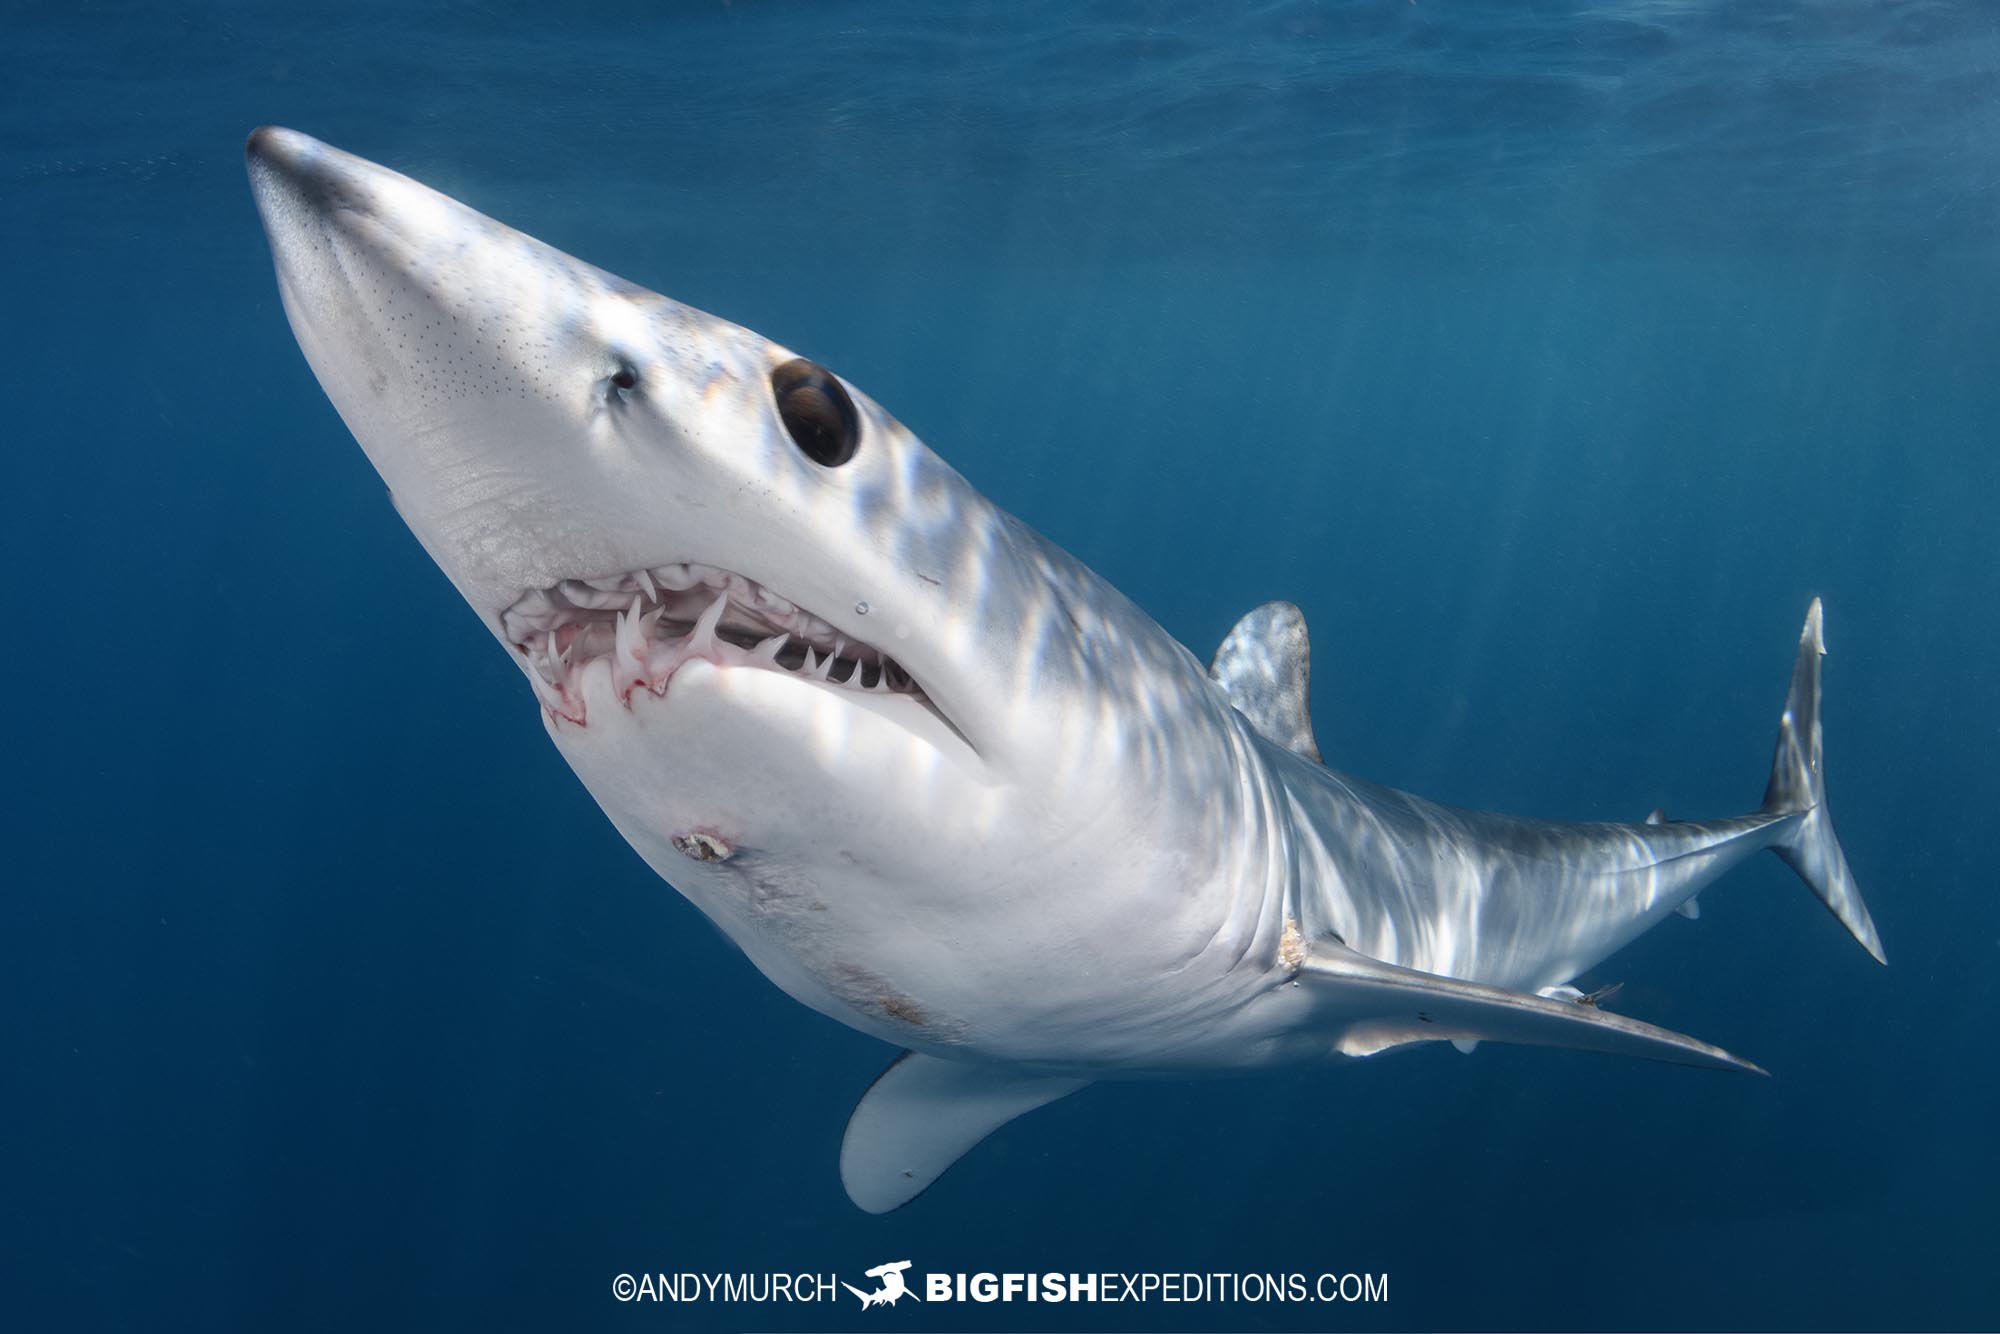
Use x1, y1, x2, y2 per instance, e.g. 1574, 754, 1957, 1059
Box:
559, 579, 630, 611
691, 592, 728, 655
530, 666, 585, 725
613, 597, 652, 702
501, 562, 928, 725
616, 596, 645, 660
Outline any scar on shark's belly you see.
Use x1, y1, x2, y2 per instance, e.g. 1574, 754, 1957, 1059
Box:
832, 962, 965, 1041
697, 856, 961, 1036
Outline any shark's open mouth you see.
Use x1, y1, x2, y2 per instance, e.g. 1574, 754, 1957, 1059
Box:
501, 563, 925, 726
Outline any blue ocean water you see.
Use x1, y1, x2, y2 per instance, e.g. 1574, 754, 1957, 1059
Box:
4, 2, 1997, 1329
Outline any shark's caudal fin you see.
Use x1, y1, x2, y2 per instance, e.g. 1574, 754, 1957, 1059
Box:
840, 1052, 1088, 1213
1761, 599, 1886, 964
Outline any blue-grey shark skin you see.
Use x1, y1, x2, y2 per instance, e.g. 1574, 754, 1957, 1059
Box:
246, 128, 1884, 1214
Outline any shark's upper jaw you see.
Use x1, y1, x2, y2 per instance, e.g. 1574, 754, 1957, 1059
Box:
502, 558, 930, 728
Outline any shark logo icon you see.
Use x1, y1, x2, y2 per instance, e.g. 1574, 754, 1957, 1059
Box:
844, 1260, 920, 1309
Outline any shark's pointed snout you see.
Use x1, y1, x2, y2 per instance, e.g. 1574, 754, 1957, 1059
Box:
245, 125, 311, 174
245, 126, 427, 317
246, 126, 370, 225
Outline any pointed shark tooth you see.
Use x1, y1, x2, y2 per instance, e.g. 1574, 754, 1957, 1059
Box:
615, 596, 647, 664
529, 669, 584, 725
558, 579, 627, 610
691, 592, 728, 655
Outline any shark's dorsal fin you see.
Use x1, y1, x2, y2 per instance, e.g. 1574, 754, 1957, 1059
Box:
1208, 601, 1321, 762
840, 1052, 1088, 1213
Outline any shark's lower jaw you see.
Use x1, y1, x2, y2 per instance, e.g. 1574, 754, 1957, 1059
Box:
500, 562, 924, 727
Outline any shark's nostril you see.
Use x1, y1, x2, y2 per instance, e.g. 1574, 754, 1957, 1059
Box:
604, 363, 640, 406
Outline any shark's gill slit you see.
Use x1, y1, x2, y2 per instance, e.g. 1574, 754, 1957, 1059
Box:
501, 561, 931, 727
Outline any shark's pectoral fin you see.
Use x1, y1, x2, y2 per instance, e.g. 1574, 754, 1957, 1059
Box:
1208, 601, 1321, 762
840, 1052, 1089, 1213
1299, 943, 1764, 1074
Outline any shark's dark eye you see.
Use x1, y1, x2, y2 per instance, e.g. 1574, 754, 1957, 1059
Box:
771, 358, 859, 467
609, 366, 637, 391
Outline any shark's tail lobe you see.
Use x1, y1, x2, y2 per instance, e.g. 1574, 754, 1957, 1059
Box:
1761, 599, 1885, 963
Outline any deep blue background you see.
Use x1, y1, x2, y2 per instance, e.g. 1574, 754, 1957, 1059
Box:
4, 2, 1997, 1329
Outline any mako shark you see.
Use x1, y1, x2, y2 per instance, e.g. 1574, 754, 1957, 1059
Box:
246, 127, 1884, 1213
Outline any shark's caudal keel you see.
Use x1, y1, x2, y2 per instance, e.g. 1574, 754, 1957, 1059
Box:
247, 128, 1885, 1215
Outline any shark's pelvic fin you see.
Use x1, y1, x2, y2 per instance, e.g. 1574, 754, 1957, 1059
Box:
1761, 599, 1885, 964
840, 1052, 1089, 1213
1299, 943, 1765, 1074
1208, 601, 1321, 762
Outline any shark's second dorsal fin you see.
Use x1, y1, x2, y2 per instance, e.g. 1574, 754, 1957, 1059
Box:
840, 1052, 1088, 1213
1208, 601, 1321, 762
